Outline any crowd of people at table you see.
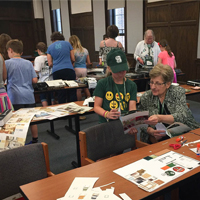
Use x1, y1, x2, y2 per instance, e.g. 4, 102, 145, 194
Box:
0, 25, 199, 145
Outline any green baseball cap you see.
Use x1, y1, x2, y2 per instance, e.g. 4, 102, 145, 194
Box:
106, 49, 128, 73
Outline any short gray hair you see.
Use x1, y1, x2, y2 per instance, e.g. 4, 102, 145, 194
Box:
144, 29, 155, 41
150, 64, 174, 83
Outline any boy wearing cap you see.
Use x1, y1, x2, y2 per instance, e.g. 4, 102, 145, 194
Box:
94, 49, 137, 132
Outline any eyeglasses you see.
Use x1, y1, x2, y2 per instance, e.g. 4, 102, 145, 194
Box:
148, 81, 166, 87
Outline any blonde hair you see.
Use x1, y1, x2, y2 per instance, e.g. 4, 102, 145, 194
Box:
150, 64, 174, 83
69, 35, 84, 53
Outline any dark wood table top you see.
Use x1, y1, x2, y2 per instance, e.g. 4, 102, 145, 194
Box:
34, 83, 87, 94
180, 84, 200, 96
20, 132, 200, 200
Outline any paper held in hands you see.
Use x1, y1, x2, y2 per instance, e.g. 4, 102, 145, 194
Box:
155, 123, 167, 135
120, 111, 149, 134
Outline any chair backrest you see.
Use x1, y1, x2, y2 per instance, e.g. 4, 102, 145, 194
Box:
0, 142, 52, 199
81, 120, 135, 162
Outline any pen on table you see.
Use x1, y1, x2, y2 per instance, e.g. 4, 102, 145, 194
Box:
181, 140, 187, 146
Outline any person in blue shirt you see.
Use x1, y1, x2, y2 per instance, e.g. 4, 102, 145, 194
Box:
5, 39, 38, 143
47, 32, 77, 104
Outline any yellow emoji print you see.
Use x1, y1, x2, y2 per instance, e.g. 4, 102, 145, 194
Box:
106, 91, 113, 101
120, 101, 127, 110
109, 101, 118, 109
125, 93, 130, 102
115, 92, 123, 101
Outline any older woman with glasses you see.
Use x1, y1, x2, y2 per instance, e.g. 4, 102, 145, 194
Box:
139, 63, 200, 143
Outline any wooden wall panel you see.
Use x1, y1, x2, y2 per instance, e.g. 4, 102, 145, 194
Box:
146, 0, 200, 82
0, 1, 46, 57
195, 59, 200, 80
69, 11, 96, 62
171, 25, 197, 81
171, 1, 199, 21
147, 4, 169, 23
10, 21, 35, 56
33, 19, 47, 45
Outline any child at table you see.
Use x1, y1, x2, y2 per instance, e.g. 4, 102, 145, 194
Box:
5, 39, 38, 144
34, 42, 55, 106
93, 49, 138, 135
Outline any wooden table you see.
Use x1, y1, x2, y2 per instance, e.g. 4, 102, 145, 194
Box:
189, 128, 200, 136
34, 83, 87, 105
20, 132, 200, 200
180, 84, 200, 96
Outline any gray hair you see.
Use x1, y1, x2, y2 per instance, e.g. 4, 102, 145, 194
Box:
150, 64, 174, 83
144, 29, 155, 41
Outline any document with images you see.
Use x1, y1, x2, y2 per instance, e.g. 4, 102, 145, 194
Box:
0, 109, 35, 152
114, 150, 200, 192
120, 111, 149, 134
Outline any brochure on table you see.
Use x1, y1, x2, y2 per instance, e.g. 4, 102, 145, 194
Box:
0, 103, 92, 152
114, 149, 200, 192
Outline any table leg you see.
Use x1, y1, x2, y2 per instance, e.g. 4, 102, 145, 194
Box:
65, 117, 76, 134
47, 121, 60, 139
71, 114, 81, 168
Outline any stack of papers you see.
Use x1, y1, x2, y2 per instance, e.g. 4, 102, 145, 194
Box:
45, 79, 66, 87
64, 80, 79, 87
87, 78, 97, 89
57, 177, 122, 200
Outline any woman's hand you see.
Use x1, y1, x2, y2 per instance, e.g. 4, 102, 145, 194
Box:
128, 127, 138, 135
147, 127, 166, 140
137, 57, 144, 65
107, 109, 120, 119
145, 115, 160, 126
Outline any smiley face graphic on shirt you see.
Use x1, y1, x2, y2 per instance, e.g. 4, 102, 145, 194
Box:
105, 91, 113, 101
115, 93, 123, 101
109, 101, 118, 109
125, 93, 130, 102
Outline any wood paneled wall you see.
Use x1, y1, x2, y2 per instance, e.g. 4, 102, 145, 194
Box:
68, 0, 96, 62
0, 1, 46, 56
145, 0, 200, 82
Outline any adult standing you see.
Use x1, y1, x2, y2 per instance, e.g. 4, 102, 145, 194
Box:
99, 25, 124, 74
47, 32, 77, 104
134, 29, 160, 72
69, 35, 91, 101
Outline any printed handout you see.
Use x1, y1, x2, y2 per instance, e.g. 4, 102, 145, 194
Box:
0, 109, 35, 152
114, 150, 200, 192
120, 111, 149, 134
58, 177, 121, 200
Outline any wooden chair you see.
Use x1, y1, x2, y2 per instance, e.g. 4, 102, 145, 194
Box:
0, 142, 54, 199
79, 120, 149, 166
